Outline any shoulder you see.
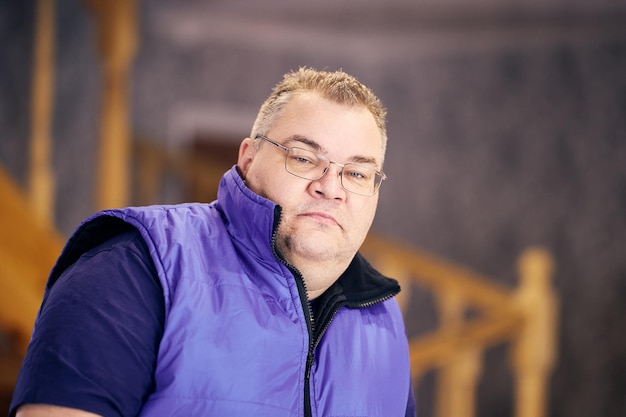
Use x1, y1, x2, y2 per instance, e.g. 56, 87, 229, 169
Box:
113, 202, 217, 219
50, 203, 221, 287
12, 227, 164, 417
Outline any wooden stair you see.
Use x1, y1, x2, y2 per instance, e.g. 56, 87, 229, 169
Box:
0, 166, 64, 395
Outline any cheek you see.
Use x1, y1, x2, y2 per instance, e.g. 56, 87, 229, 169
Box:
251, 171, 302, 207
270, 189, 302, 214
243, 169, 266, 198
246, 164, 284, 198
352, 200, 378, 230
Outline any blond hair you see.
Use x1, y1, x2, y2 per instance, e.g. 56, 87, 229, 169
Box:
251, 67, 388, 159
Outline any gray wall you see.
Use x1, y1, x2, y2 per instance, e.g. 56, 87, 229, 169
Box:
1, 1, 625, 416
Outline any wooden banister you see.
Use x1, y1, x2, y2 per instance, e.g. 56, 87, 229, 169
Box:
408, 312, 523, 374
362, 235, 558, 417
362, 235, 515, 312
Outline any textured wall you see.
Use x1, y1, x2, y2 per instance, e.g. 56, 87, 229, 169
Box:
376, 41, 626, 417
1, 1, 625, 416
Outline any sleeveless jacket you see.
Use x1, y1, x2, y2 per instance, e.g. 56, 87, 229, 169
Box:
48, 166, 414, 417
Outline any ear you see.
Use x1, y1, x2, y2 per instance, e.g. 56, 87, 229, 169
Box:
237, 138, 256, 176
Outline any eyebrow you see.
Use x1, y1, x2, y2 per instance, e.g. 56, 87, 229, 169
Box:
284, 135, 323, 151
284, 134, 380, 167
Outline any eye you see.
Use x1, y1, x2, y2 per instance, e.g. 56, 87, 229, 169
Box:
289, 148, 321, 167
293, 155, 315, 165
344, 166, 371, 182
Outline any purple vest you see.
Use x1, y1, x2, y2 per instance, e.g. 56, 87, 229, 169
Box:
92, 167, 412, 416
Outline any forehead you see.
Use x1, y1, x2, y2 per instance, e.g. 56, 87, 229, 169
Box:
270, 93, 384, 165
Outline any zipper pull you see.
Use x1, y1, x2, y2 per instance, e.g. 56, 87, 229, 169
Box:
305, 352, 315, 380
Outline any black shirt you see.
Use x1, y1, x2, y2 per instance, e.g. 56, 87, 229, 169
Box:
10, 230, 164, 417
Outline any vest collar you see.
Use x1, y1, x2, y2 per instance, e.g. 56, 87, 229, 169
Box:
218, 165, 401, 315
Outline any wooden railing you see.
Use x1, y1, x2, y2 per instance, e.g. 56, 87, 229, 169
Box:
361, 235, 558, 417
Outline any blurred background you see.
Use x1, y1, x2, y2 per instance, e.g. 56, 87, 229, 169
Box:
1, 0, 625, 416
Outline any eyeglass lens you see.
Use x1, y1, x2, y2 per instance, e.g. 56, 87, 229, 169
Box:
285, 147, 381, 196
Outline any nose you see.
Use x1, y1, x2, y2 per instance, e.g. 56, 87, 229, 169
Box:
309, 163, 346, 200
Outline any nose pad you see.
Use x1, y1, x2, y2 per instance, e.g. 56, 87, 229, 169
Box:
312, 163, 346, 198
322, 163, 342, 181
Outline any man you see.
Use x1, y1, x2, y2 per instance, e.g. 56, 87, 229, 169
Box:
11, 68, 416, 417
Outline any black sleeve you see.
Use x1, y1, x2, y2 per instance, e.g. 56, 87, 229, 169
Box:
10, 229, 165, 417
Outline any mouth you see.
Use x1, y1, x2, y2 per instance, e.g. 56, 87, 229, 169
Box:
299, 212, 341, 228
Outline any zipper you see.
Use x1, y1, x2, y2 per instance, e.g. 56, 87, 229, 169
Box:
355, 292, 398, 309
301, 291, 398, 416
270, 206, 400, 417
314, 290, 398, 351
270, 206, 316, 417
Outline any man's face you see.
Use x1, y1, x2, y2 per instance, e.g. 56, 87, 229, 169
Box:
238, 92, 384, 270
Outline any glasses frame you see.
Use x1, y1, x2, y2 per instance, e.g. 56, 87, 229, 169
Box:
254, 134, 387, 197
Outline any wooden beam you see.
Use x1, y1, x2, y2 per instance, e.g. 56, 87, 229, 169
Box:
29, 0, 56, 225
86, 0, 138, 210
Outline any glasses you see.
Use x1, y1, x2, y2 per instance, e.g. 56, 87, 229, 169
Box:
255, 134, 387, 196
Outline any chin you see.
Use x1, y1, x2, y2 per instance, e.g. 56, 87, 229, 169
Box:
278, 224, 357, 262
293, 237, 354, 262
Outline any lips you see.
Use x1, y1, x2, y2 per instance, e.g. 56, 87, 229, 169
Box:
300, 211, 341, 228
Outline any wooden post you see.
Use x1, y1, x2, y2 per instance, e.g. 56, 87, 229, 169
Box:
511, 248, 558, 417
29, 0, 56, 225
435, 290, 482, 417
86, 0, 137, 210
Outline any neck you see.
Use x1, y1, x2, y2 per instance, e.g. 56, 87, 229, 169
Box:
290, 256, 352, 300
